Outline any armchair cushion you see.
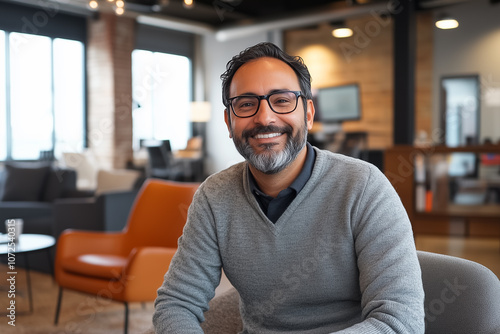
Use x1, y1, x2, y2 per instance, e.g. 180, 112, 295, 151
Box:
63, 254, 128, 279
1, 163, 51, 201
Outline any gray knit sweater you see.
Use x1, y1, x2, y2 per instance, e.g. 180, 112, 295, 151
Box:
153, 147, 425, 333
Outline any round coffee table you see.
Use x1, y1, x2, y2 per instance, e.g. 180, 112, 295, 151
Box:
0, 234, 56, 313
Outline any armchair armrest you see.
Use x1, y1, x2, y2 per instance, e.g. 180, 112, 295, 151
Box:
122, 246, 177, 301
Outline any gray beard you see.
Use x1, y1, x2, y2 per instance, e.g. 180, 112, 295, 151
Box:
232, 122, 307, 175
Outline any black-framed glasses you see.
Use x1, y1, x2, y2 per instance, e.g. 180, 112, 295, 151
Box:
228, 90, 303, 118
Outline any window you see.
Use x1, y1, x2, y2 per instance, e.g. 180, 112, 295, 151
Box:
132, 50, 191, 151
0, 30, 85, 161
0, 31, 6, 160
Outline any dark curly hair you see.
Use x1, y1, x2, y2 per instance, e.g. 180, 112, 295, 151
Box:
220, 42, 313, 110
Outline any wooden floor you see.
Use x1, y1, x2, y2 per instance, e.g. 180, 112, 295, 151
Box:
415, 234, 500, 278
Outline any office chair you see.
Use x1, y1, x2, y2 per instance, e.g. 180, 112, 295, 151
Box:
145, 140, 184, 181
54, 179, 199, 334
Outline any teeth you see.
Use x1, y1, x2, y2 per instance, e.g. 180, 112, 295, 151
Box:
255, 133, 282, 139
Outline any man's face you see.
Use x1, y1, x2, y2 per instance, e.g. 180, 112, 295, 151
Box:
224, 57, 315, 174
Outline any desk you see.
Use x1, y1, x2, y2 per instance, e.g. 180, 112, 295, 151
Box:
0, 234, 56, 313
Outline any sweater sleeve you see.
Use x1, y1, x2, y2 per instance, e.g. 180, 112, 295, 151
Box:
153, 187, 222, 334
334, 165, 425, 334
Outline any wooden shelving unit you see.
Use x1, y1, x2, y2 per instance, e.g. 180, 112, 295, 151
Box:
384, 145, 500, 238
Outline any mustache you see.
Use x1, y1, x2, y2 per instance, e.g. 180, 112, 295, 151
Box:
241, 124, 293, 139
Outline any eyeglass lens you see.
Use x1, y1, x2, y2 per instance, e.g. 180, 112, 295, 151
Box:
231, 91, 299, 117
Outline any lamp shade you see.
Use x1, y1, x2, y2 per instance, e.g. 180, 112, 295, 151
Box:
190, 101, 211, 122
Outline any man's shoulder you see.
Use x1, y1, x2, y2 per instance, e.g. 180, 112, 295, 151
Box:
313, 147, 375, 174
199, 161, 246, 194
312, 147, 391, 195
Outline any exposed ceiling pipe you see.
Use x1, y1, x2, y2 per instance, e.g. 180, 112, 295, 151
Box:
137, 14, 215, 35
137, 2, 391, 41
418, 0, 471, 9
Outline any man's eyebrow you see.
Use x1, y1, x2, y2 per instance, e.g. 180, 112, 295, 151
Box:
235, 89, 293, 96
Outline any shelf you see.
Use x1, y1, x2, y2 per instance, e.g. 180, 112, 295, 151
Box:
416, 204, 500, 219
385, 145, 500, 238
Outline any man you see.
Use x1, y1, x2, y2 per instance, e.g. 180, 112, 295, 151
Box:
153, 42, 424, 333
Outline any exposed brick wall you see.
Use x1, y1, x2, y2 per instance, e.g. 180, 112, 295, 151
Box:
87, 13, 135, 170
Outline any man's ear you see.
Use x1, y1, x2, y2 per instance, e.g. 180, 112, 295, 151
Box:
224, 109, 233, 138
306, 99, 316, 131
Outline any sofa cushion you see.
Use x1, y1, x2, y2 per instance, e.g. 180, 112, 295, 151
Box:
0, 168, 5, 200
62, 254, 128, 279
95, 169, 140, 195
1, 163, 51, 201
42, 168, 77, 202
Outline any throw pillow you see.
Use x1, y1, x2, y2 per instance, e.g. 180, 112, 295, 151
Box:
95, 169, 140, 196
1, 163, 51, 201
42, 168, 77, 202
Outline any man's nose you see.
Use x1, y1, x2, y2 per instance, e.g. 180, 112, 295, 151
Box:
253, 99, 276, 125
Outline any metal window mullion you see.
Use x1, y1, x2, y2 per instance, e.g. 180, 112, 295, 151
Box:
50, 39, 56, 154
5, 31, 12, 161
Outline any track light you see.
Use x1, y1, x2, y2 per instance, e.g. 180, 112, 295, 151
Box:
435, 15, 459, 29
331, 22, 353, 38
88, 0, 125, 15
332, 27, 353, 38
183, 0, 194, 9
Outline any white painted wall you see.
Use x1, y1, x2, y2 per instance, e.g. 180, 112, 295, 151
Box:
433, 0, 500, 144
202, 31, 283, 175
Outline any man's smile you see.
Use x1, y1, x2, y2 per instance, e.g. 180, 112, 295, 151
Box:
253, 133, 283, 139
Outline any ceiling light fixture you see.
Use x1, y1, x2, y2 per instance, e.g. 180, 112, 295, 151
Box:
331, 22, 353, 38
435, 15, 459, 29
183, 0, 195, 9
87, 0, 126, 15
89, 0, 99, 9
332, 27, 353, 38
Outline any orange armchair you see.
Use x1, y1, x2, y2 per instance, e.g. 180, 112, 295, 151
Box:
54, 179, 199, 333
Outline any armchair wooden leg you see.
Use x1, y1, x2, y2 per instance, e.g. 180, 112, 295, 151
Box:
54, 287, 63, 325
124, 302, 129, 334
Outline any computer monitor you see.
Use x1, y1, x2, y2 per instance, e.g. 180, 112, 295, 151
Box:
315, 84, 361, 124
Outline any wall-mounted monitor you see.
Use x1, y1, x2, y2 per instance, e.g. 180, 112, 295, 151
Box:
315, 84, 361, 123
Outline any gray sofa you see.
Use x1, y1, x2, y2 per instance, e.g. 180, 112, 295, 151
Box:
53, 188, 141, 240
0, 163, 87, 236
0, 162, 143, 273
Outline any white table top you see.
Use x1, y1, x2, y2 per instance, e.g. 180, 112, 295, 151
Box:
0, 234, 56, 254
